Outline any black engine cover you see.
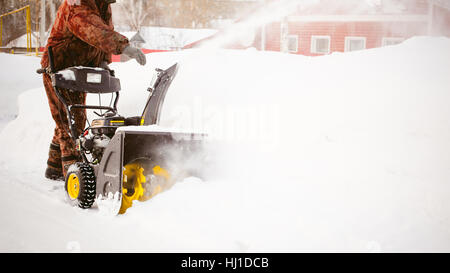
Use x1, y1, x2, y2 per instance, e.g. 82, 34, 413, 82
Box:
52, 67, 121, 94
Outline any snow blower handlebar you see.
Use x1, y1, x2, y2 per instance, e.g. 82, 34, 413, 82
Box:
48, 45, 56, 73
36, 46, 55, 75
36, 46, 121, 163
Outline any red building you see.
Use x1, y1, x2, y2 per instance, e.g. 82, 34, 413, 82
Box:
184, 0, 450, 56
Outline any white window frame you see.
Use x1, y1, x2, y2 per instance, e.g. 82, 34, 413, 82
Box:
382, 37, 404, 47
287, 35, 299, 53
310, 35, 331, 54
344, 36, 367, 52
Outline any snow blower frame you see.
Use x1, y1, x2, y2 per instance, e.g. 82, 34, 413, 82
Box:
38, 47, 204, 214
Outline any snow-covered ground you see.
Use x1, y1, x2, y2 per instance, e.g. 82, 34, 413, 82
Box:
1, 37, 450, 252
0, 54, 42, 131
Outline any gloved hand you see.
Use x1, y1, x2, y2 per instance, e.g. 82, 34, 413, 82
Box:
100, 61, 111, 70
122, 46, 146, 66
100, 61, 115, 76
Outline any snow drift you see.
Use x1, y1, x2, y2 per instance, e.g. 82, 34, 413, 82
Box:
0, 54, 42, 130
1, 37, 450, 252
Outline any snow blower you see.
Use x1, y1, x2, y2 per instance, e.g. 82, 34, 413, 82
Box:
38, 47, 205, 214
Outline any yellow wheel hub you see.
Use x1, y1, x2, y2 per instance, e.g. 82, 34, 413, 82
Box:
119, 162, 170, 214
67, 173, 80, 200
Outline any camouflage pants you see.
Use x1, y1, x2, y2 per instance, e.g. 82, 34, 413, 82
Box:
43, 74, 87, 177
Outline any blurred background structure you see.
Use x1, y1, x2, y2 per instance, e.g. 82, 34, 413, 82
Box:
0, 0, 262, 54
0, 0, 449, 56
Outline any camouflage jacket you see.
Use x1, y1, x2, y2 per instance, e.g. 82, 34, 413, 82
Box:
41, 0, 129, 71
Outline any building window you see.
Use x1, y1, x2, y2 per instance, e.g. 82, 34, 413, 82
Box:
382, 37, 404, 47
345, 37, 366, 52
311, 35, 330, 54
287, 35, 298, 53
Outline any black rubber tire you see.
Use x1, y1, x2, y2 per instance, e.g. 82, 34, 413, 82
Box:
65, 162, 96, 209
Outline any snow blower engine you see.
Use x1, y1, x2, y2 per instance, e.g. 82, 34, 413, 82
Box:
37, 47, 204, 214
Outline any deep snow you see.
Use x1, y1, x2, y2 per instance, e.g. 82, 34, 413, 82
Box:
0, 54, 42, 131
1, 37, 450, 252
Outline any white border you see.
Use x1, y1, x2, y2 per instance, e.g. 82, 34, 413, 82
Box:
344, 36, 367, 52
311, 35, 331, 54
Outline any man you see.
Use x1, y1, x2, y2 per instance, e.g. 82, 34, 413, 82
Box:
41, 0, 146, 180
